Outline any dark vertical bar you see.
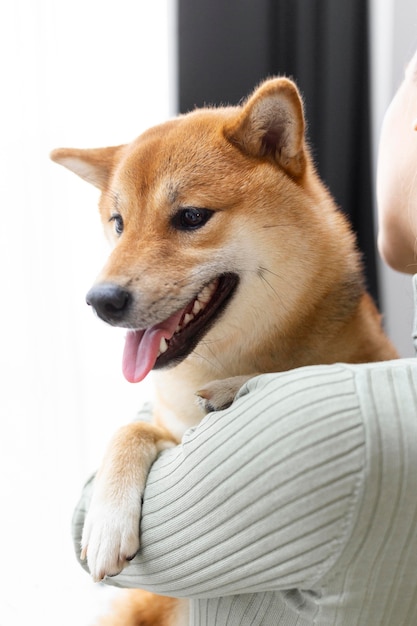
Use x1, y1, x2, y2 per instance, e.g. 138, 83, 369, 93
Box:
178, 0, 270, 112
177, 0, 378, 302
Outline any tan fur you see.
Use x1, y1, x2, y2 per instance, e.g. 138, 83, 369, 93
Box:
95, 592, 188, 626
51, 77, 397, 626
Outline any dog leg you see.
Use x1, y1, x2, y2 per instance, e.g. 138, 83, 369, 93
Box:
196, 374, 256, 413
96, 591, 189, 626
81, 422, 177, 582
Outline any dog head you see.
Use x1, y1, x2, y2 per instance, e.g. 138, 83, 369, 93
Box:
51, 77, 343, 382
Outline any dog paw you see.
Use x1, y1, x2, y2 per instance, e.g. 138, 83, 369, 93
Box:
80, 422, 177, 582
196, 375, 253, 413
81, 496, 141, 582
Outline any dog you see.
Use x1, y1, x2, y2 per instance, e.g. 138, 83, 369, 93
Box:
51, 77, 398, 626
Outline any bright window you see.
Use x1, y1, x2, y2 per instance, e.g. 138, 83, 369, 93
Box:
0, 2, 175, 624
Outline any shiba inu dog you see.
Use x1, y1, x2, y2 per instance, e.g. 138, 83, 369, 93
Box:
51, 77, 397, 626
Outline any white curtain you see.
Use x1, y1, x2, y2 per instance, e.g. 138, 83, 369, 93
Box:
0, 2, 175, 624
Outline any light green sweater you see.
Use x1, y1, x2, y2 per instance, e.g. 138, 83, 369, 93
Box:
73, 355, 417, 625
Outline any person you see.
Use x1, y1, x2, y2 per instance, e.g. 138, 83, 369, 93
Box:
72, 53, 417, 625
377, 48, 417, 276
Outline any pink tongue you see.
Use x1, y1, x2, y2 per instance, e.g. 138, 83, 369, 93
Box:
122, 308, 185, 383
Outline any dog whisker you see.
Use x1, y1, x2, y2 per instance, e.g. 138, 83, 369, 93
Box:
194, 342, 228, 375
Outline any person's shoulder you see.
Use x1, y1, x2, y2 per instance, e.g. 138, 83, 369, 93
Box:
342, 357, 417, 397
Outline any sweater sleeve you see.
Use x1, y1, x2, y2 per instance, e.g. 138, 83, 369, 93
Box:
73, 362, 369, 597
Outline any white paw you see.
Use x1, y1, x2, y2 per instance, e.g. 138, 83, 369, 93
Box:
79, 422, 177, 582
81, 497, 141, 582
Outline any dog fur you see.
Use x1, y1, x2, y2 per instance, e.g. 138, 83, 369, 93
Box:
51, 77, 397, 626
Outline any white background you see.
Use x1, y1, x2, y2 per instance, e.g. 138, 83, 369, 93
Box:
0, 1, 416, 625
0, 2, 175, 624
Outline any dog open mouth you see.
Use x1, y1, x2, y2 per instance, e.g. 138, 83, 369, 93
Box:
122, 273, 239, 383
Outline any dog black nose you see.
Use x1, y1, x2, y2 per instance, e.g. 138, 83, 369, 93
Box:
86, 283, 131, 324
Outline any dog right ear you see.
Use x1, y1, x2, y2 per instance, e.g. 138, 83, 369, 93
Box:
224, 77, 306, 179
50, 146, 123, 190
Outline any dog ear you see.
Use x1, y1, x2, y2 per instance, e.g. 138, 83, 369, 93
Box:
50, 146, 123, 190
224, 77, 306, 178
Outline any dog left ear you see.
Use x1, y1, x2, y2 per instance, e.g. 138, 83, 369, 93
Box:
50, 146, 124, 190
224, 77, 306, 179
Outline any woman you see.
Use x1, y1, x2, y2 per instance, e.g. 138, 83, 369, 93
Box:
73, 54, 417, 625
377, 48, 417, 275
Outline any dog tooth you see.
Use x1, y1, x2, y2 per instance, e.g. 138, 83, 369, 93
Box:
159, 337, 168, 354
192, 300, 202, 315
198, 279, 219, 305
199, 287, 211, 303
184, 313, 194, 326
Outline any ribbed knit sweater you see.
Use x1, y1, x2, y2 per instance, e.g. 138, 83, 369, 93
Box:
73, 357, 417, 625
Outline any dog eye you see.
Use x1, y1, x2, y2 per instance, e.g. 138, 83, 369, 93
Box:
171, 207, 214, 231
109, 213, 124, 235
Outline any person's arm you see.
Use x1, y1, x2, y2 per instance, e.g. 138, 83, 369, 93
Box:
73, 359, 417, 602
73, 363, 367, 596
377, 50, 417, 274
